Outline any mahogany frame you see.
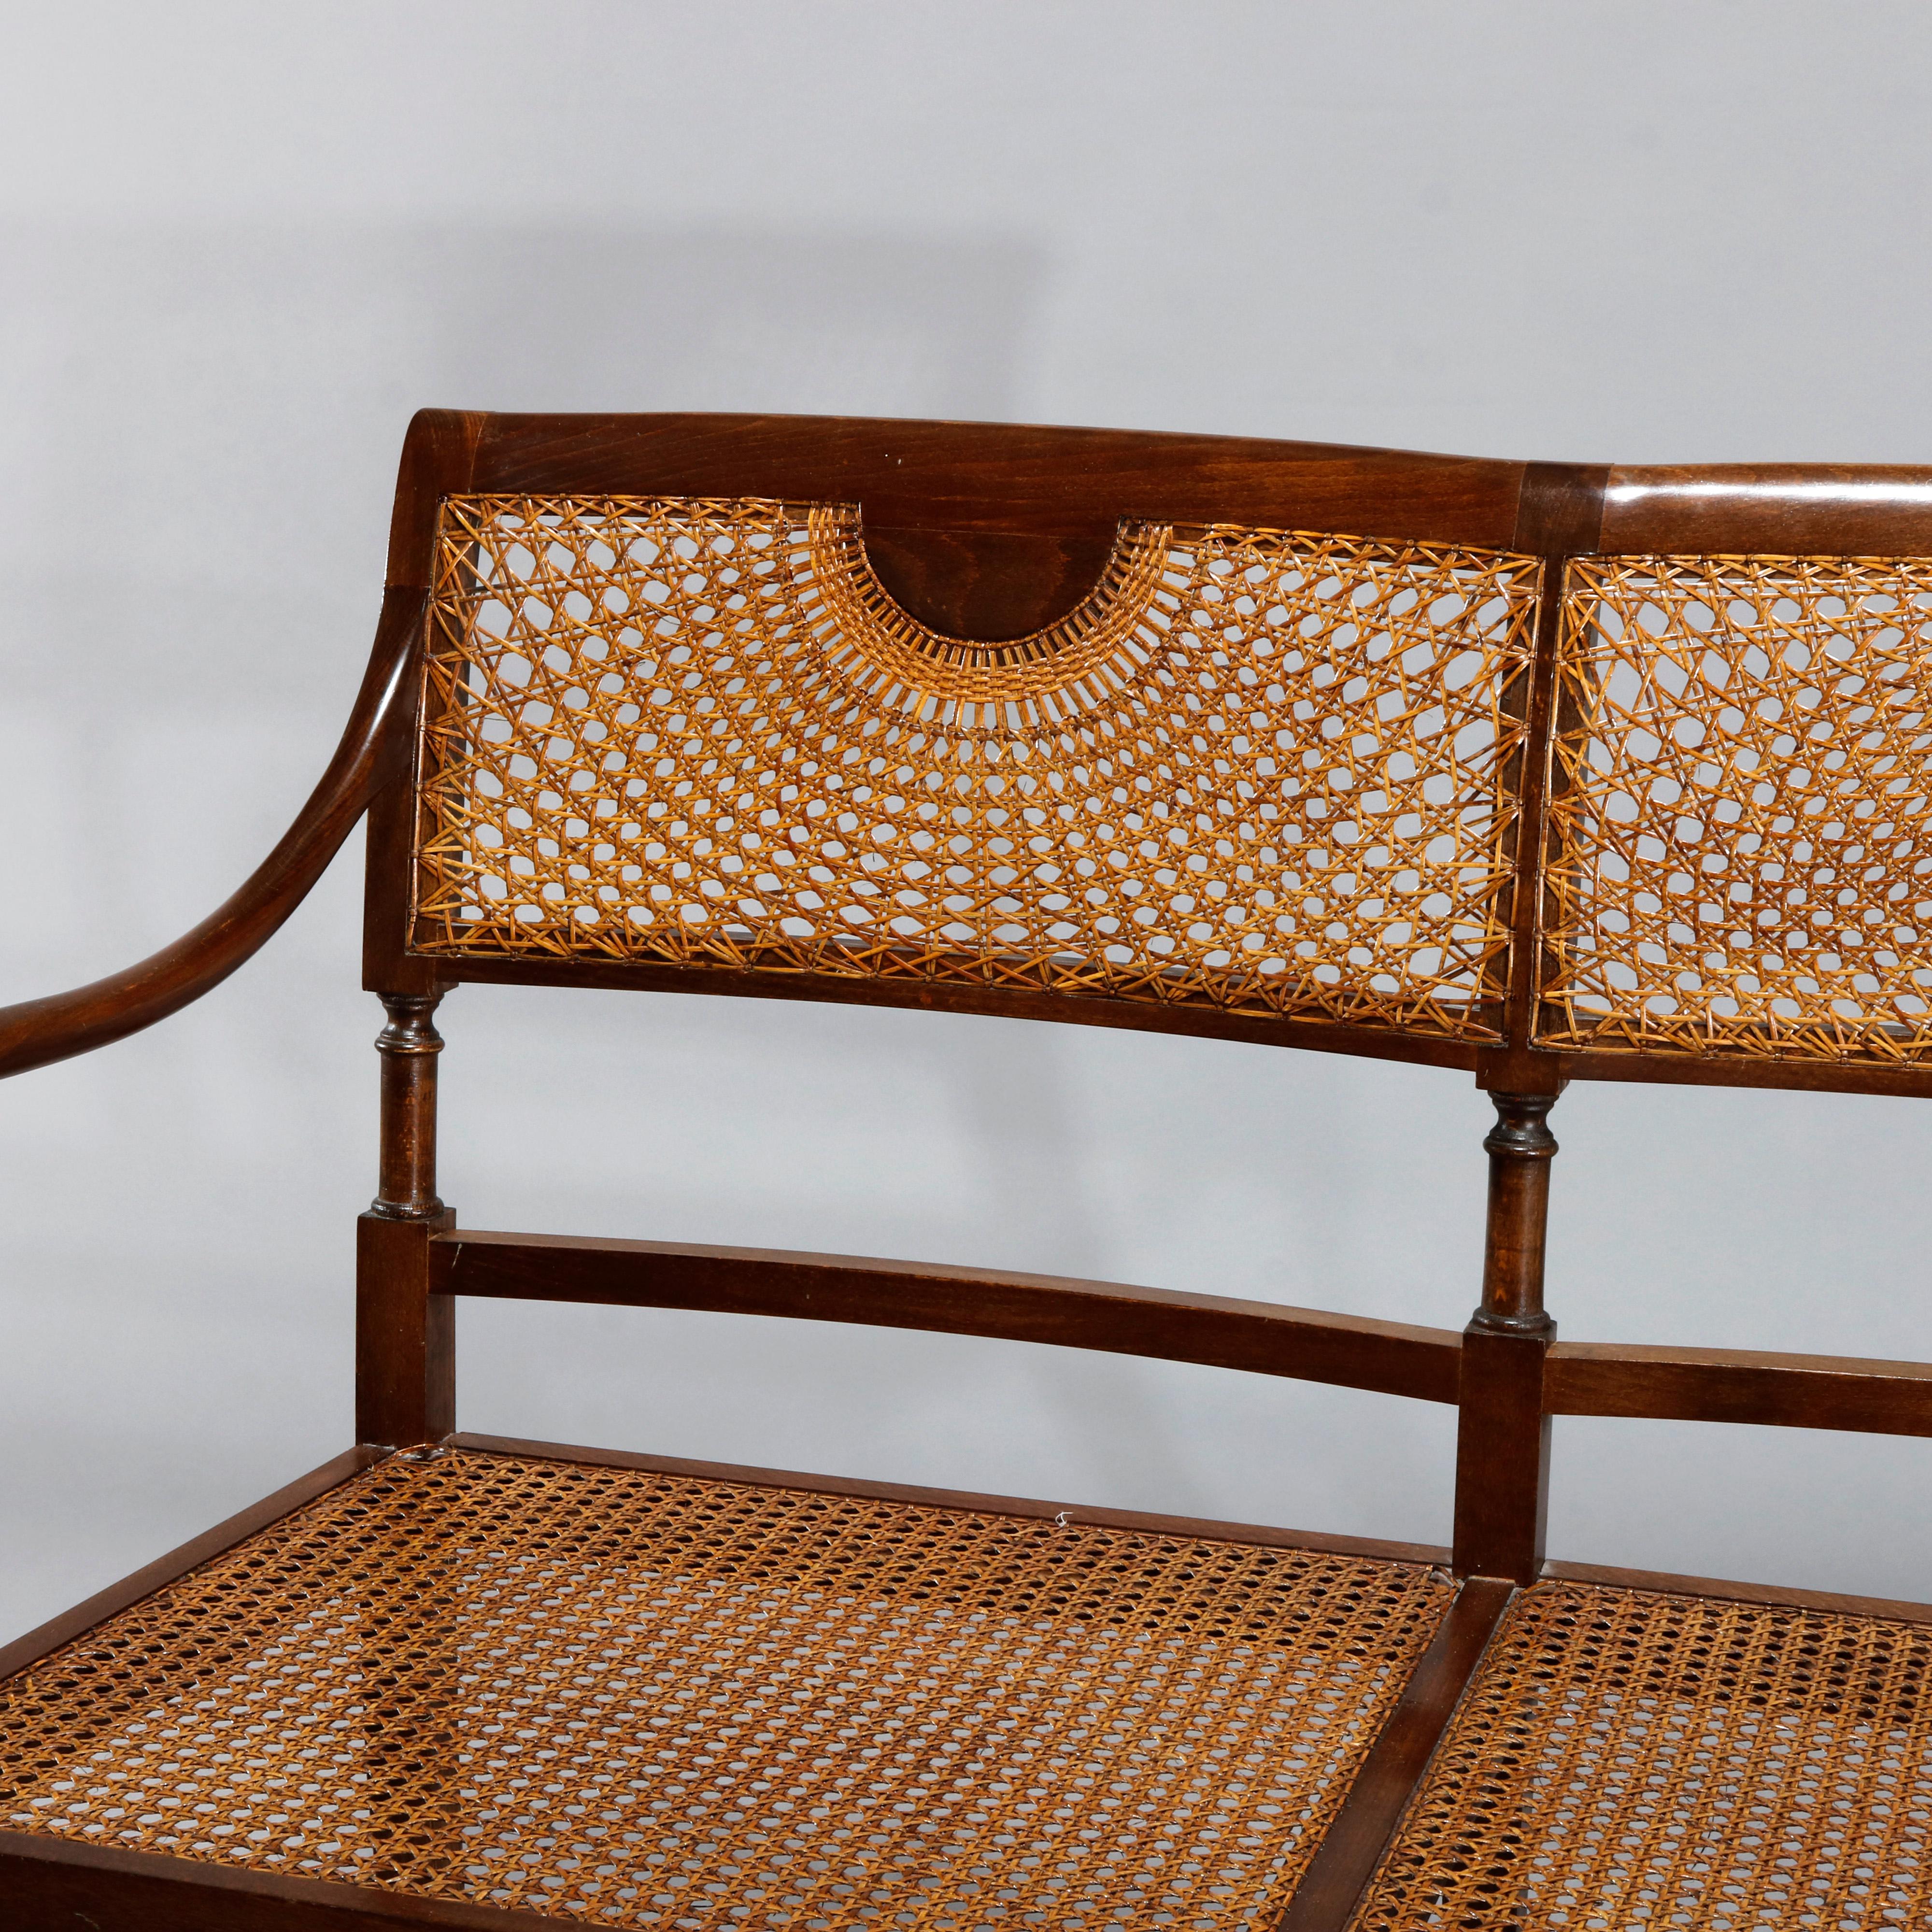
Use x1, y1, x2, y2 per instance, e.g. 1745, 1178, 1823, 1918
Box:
7, 412, 1932, 1931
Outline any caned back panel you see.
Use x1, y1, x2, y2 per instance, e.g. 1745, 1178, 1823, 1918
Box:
1541, 556, 1932, 1065
376, 420, 1932, 1086
411, 496, 1540, 1039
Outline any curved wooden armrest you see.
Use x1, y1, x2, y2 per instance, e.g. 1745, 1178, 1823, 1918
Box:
0, 587, 426, 1081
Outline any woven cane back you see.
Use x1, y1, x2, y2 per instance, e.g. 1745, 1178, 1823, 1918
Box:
412, 497, 1539, 1039
1541, 554, 1932, 1064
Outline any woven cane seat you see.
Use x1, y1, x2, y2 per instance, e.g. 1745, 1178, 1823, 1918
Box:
0, 1446, 1455, 1928
1356, 1580, 1932, 1930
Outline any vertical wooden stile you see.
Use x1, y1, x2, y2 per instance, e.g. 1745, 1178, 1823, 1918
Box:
354, 418, 471, 1449
1452, 1092, 1558, 1581
356, 993, 455, 1447
1452, 465, 1605, 1581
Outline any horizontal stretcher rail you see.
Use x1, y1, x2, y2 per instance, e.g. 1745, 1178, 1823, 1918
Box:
434, 1233, 1932, 1437
1545, 1340, 1932, 1437
432, 1230, 1464, 1405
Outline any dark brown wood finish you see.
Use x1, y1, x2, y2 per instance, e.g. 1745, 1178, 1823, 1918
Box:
1539, 1555, 1932, 1625
364, 759, 447, 1003
372, 994, 445, 1219
1548, 1044, 1932, 1102
1452, 1094, 1559, 1583
0, 1447, 387, 1683
1486, 463, 1606, 1080
1451, 1329, 1552, 1584
0, 587, 423, 1081
0, 1832, 565, 1932
437, 1230, 1463, 1404
398, 411, 1530, 567
357, 1214, 455, 1448
437, 952, 1486, 1067
1547, 1341, 1932, 1436
1600, 464, 1932, 557
381, 412, 1535, 691
1274, 1577, 1514, 1932
386, 408, 484, 589
363, 504, 446, 1000
448, 1432, 1454, 1564
863, 523, 1121, 640
1480, 461, 1603, 1097
355, 993, 455, 1447
1471, 1095, 1558, 1333
1509, 460, 1609, 559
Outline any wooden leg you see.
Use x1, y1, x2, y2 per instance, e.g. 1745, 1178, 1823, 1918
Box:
1452, 1092, 1557, 1584
355, 993, 455, 1448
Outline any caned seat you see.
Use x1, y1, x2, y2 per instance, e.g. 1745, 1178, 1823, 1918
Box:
1, 1447, 1453, 1926
5, 415, 1932, 1930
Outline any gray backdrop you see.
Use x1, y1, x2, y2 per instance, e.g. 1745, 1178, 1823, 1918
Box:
6, 1, 1932, 1646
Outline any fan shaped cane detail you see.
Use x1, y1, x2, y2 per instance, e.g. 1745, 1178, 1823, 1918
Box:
412, 497, 1539, 1037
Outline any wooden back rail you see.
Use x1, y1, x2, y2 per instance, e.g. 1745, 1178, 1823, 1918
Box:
8, 413, 1932, 1592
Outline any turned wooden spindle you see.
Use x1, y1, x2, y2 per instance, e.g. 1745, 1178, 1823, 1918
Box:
370, 993, 445, 1220
356, 990, 455, 1447
1452, 1090, 1559, 1584
1473, 1093, 1558, 1336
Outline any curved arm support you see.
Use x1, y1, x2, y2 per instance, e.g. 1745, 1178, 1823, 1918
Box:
0, 586, 428, 1081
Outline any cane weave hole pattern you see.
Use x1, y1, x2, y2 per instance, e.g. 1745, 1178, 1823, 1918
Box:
1540, 556, 1932, 1061
413, 496, 1539, 1037
0, 1448, 1454, 1928
1352, 1580, 1932, 1932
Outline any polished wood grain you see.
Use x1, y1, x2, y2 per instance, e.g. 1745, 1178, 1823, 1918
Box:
355, 986, 455, 1449
382, 412, 1532, 594
0, 1447, 387, 1683
1477, 464, 1605, 1090
1452, 1330, 1553, 1585
0, 587, 423, 1081
0, 1830, 562, 1931
1601, 463, 1932, 557
1486, 467, 1603, 1081
362, 727, 446, 1003
1472, 1095, 1558, 1332
436, 1230, 1463, 1404
447, 1432, 1455, 1565
370, 994, 446, 1222
862, 523, 1120, 639
432, 952, 1487, 1068
355, 1212, 456, 1449
1509, 459, 1609, 558
1546, 1340, 1932, 1436
1274, 1577, 1514, 1932
385, 408, 484, 591
1452, 1093, 1558, 1583
429, 967, 1932, 1100
1546, 1042, 1932, 1102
